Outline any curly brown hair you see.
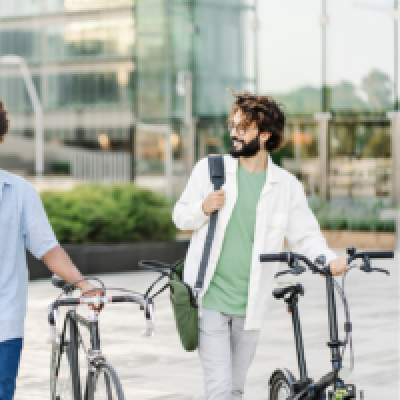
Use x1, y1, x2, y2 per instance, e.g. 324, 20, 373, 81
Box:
227, 89, 285, 152
0, 100, 10, 143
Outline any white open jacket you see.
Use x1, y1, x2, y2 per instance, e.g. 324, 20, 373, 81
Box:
172, 154, 337, 330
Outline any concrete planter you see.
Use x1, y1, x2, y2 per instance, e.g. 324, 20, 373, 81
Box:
27, 240, 190, 281
322, 230, 395, 250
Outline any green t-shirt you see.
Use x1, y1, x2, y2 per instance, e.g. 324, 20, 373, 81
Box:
202, 162, 267, 316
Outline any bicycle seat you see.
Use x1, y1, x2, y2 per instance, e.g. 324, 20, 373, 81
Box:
52, 275, 75, 293
273, 283, 304, 300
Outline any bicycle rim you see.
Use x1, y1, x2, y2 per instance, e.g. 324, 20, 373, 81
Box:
53, 343, 74, 400
91, 364, 125, 400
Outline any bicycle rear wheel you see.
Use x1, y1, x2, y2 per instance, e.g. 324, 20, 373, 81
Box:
270, 370, 295, 400
86, 363, 125, 400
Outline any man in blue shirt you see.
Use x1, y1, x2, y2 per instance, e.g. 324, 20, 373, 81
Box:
0, 100, 100, 399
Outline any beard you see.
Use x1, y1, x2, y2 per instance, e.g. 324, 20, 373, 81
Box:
229, 134, 261, 158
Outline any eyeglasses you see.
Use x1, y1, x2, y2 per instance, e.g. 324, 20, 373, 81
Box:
227, 121, 247, 135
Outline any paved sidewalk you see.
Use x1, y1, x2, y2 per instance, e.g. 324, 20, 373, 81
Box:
16, 251, 398, 399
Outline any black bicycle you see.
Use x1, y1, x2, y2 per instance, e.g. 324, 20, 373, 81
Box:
260, 246, 394, 400
48, 273, 164, 400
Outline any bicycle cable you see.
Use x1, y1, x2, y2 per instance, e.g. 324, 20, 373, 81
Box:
332, 265, 358, 372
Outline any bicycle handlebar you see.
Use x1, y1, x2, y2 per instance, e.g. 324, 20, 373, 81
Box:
260, 253, 289, 263
50, 294, 147, 309
260, 247, 393, 278
48, 294, 155, 337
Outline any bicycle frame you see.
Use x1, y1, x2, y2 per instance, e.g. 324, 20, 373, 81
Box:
286, 271, 350, 399
263, 248, 393, 399
50, 293, 154, 400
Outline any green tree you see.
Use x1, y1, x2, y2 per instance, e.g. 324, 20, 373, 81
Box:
331, 81, 366, 111
361, 69, 392, 111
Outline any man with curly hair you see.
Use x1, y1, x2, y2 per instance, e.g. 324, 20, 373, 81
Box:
0, 100, 102, 400
173, 91, 347, 399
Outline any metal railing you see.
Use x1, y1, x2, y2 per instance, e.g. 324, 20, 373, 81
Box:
69, 149, 131, 182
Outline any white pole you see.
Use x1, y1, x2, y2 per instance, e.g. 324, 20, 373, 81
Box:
185, 71, 195, 174
0, 55, 43, 179
165, 127, 173, 200
314, 112, 331, 201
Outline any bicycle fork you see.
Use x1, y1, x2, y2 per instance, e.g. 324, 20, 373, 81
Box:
286, 293, 314, 395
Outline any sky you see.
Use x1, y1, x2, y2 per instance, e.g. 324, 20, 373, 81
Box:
258, 0, 398, 94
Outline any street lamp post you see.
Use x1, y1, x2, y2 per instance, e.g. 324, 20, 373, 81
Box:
177, 70, 196, 174
0, 55, 43, 178
321, 0, 329, 112
394, 0, 398, 110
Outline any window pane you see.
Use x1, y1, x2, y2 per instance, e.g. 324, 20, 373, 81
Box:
46, 18, 135, 61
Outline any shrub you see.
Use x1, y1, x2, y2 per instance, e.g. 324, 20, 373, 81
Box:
41, 184, 178, 243
51, 161, 71, 175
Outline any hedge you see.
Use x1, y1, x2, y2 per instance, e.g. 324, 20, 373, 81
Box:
40, 184, 178, 243
318, 215, 396, 232
309, 197, 396, 233
40, 185, 395, 244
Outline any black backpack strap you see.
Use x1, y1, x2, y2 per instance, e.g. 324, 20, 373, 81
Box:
194, 155, 225, 292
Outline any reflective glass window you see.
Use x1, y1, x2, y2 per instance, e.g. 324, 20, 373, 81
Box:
195, 1, 256, 116
136, 0, 165, 33
46, 18, 135, 61
0, 30, 41, 62
136, 72, 167, 119
0, 75, 41, 112
46, 0, 133, 13
0, 0, 42, 17
46, 72, 120, 109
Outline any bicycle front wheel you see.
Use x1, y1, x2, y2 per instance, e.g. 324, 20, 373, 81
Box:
270, 370, 295, 400
50, 340, 76, 400
86, 363, 125, 400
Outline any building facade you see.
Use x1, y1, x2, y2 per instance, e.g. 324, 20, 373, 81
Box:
0, 0, 257, 194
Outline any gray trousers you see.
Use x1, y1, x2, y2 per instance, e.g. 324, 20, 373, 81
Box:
198, 308, 261, 400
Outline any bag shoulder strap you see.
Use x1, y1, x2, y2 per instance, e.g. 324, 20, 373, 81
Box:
194, 155, 225, 291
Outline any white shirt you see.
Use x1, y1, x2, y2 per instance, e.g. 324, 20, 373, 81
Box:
173, 154, 336, 330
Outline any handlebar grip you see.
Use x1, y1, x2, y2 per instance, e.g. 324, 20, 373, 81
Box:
260, 253, 288, 263
363, 251, 394, 259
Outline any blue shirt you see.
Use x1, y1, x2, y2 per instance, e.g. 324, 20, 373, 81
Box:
0, 169, 59, 342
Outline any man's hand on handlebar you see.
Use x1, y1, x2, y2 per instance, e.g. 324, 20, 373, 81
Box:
76, 281, 105, 312
328, 256, 348, 276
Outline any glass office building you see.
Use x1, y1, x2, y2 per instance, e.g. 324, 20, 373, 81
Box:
0, 0, 257, 192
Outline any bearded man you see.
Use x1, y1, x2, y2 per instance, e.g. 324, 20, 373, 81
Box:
172, 91, 347, 400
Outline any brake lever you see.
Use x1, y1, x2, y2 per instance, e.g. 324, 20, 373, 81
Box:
275, 266, 306, 278
142, 299, 155, 337
371, 267, 390, 276
275, 269, 292, 278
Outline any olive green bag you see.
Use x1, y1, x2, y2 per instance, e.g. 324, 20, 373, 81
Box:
141, 155, 225, 352
170, 155, 225, 351
168, 259, 199, 351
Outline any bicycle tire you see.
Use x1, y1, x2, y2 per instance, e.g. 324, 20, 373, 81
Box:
270, 370, 295, 400
51, 316, 82, 400
50, 339, 75, 400
85, 363, 125, 400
